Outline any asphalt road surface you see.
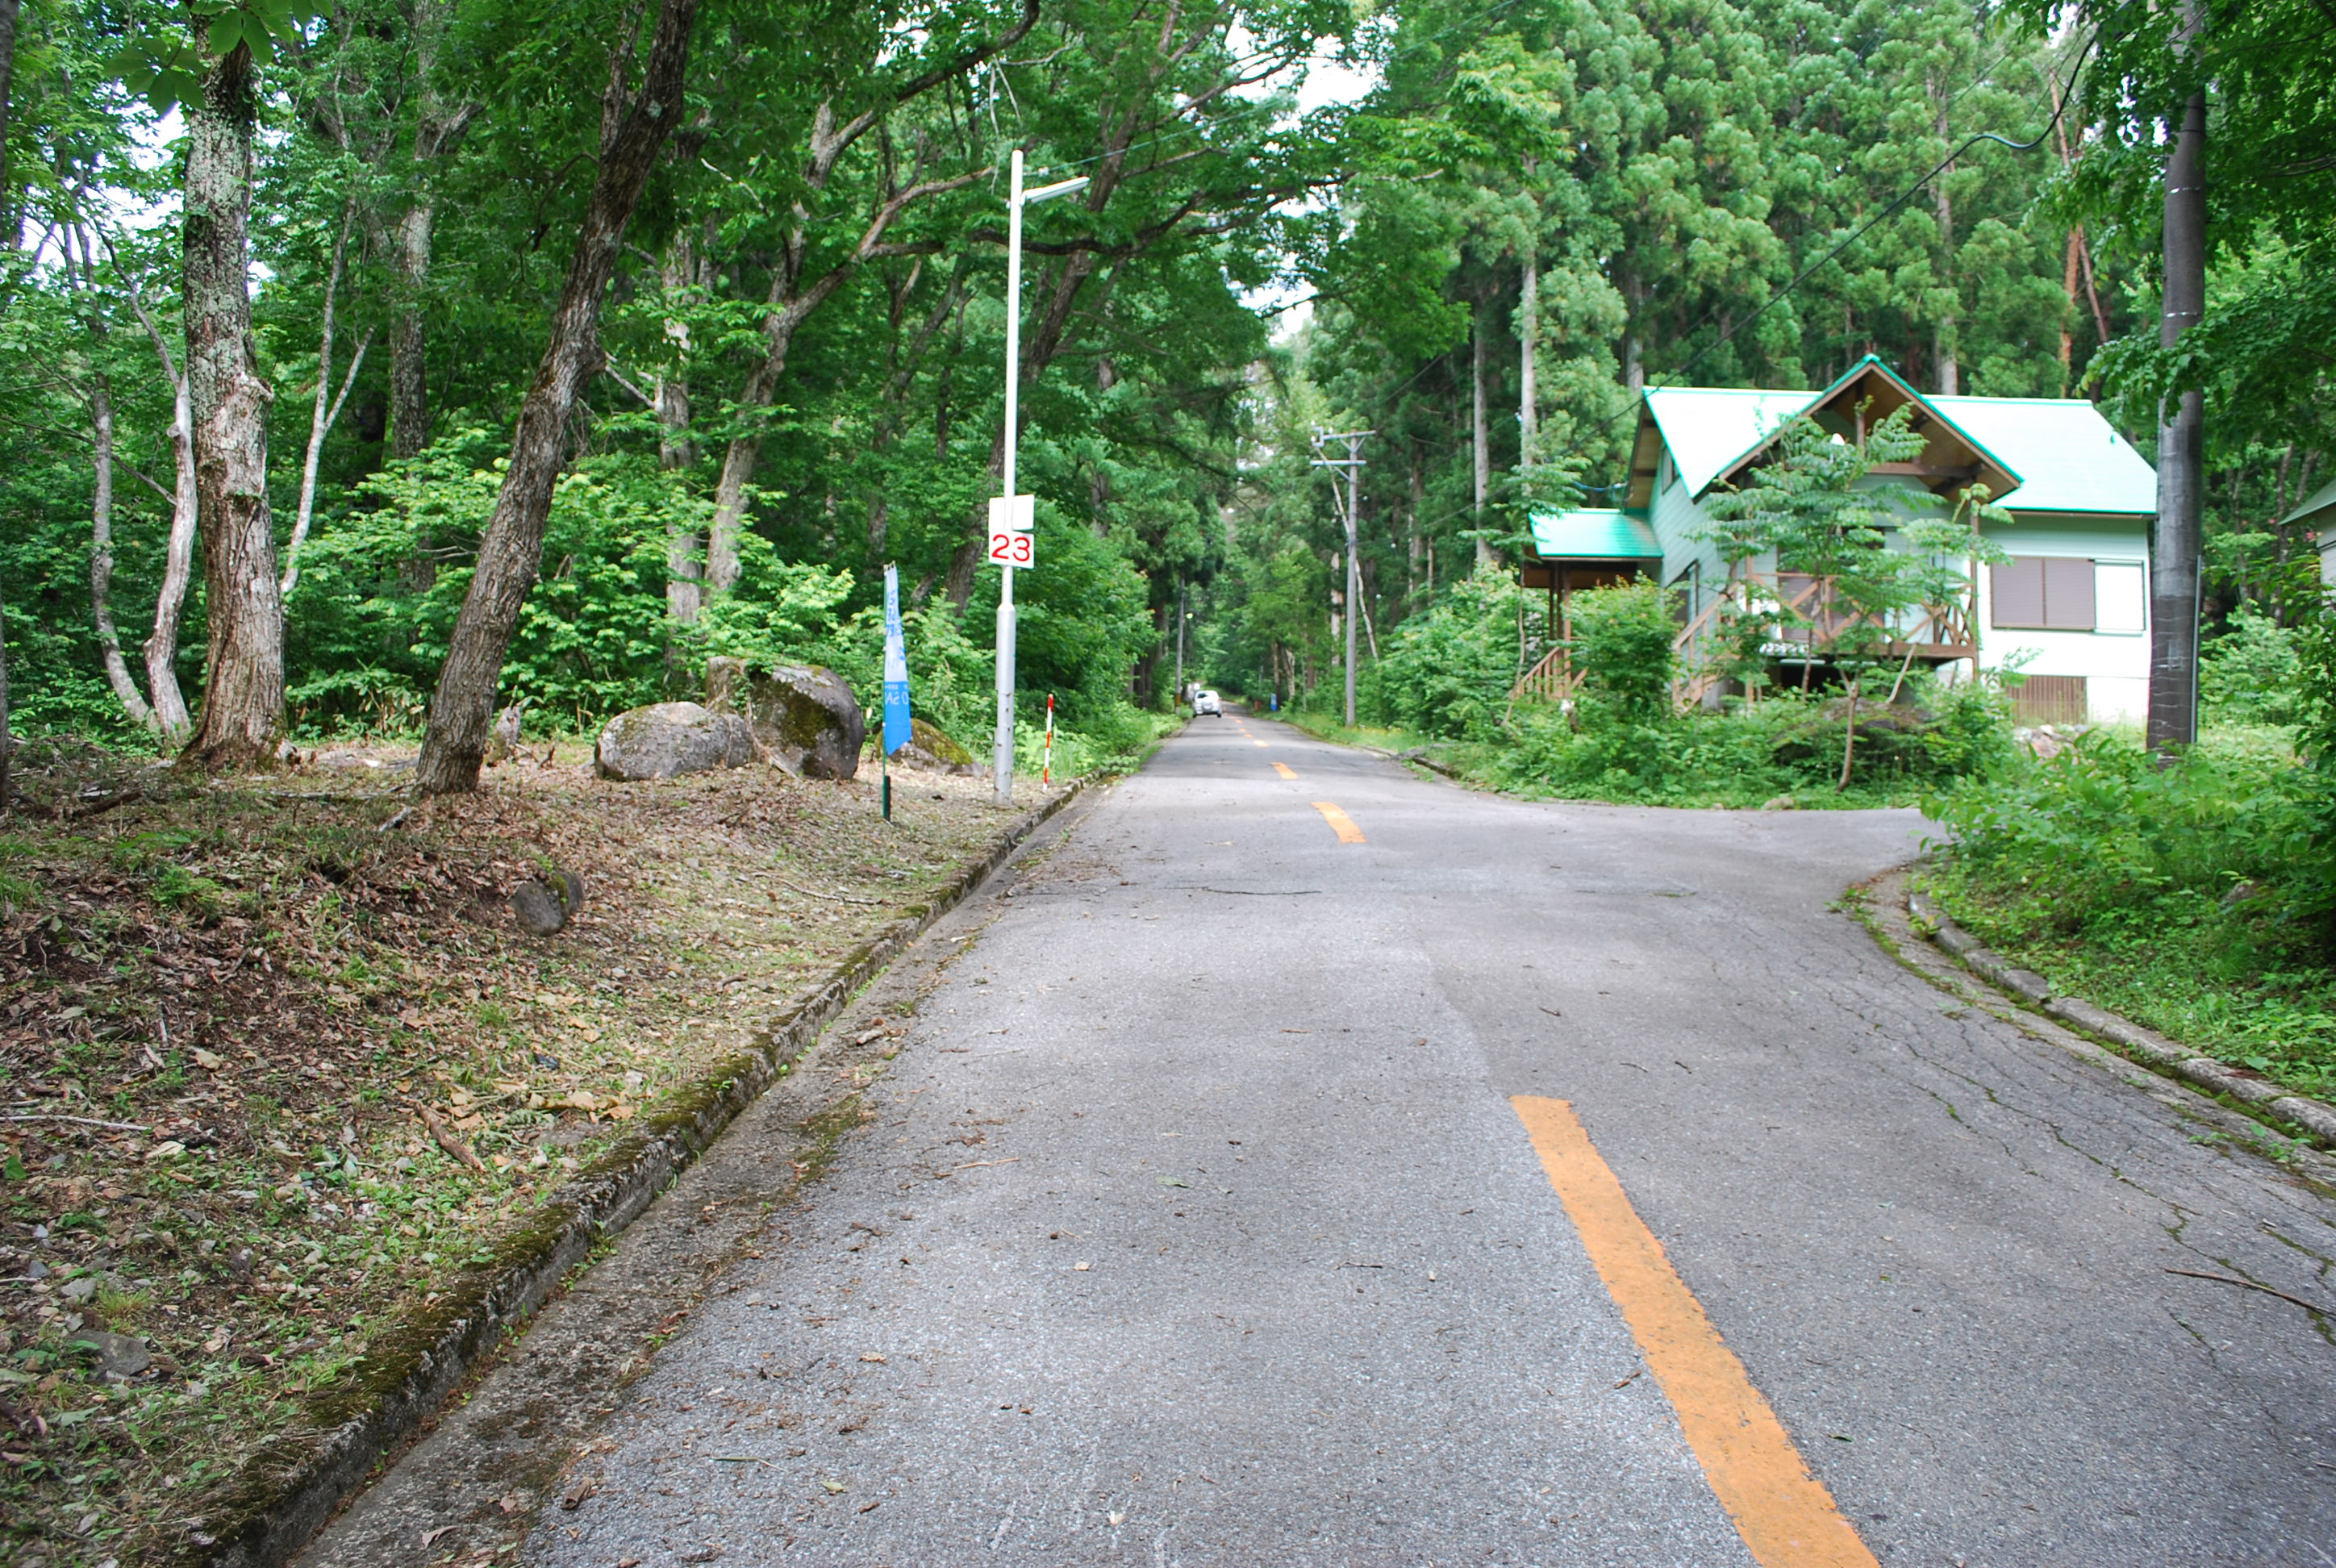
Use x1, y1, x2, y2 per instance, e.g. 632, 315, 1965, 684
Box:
528, 715, 2336, 1567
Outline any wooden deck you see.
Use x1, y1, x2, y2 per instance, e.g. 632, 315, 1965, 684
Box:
1509, 569, 1979, 710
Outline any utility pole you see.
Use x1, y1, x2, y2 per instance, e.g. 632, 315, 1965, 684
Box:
1312, 428, 1371, 727
1173, 578, 1187, 706
991, 148, 1089, 806
2150, 0, 2207, 757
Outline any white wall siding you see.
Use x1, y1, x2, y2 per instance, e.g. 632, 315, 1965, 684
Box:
1976, 513, 2151, 721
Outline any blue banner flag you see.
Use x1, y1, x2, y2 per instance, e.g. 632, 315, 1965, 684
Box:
882, 565, 911, 756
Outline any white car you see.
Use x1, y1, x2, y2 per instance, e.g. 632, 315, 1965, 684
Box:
1192, 690, 1224, 715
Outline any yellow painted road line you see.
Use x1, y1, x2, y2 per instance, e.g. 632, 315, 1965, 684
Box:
1511, 1097, 1879, 1568
1273, 762, 1298, 779
1311, 802, 1366, 844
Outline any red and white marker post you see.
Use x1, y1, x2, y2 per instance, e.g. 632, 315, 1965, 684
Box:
1042, 694, 1055, 786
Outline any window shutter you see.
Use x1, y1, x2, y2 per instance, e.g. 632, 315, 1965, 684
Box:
2043, 557, 2097, 630
1991, 557, 2047, 628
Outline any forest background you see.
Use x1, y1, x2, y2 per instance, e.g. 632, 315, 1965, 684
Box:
0, 0, 2328, 775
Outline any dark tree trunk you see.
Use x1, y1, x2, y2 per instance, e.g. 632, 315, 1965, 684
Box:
415, 0, 701, 795
389, 198, 434, 459
2149, 82, 2207, 757
2, 0, 19, 807
181, 42, 286, 770
386, 0, 478, 460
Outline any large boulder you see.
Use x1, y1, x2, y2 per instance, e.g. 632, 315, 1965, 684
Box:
594, 701, 756, 781
706, 659, 864, 780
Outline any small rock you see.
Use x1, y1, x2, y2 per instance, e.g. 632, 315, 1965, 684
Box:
60, 1274, 98, 1303
510, 882, 569, 938
543, 865, 587, 917
892, 716, 980, 776
484, 703, 527, 766
1759, 794, 1796, 811
72, 1329, 151, 1378
594, 702, 756, 782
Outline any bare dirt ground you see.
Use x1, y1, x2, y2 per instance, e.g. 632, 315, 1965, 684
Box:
0, 738, 1024, 1568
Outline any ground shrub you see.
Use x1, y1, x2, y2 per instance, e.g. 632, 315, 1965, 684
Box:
1370, 569, 1533, 740
1924, 728, 2336, 1092
1566, 582, 1675, 721
1485, 674, 2011, 807
2200, 605, 2304, 726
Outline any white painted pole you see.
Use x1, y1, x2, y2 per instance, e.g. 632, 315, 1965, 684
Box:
994, 148, 1025, 807
1345, 457, 1361, 727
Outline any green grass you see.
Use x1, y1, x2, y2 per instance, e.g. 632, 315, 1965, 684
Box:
1921, 725, 2336, 1097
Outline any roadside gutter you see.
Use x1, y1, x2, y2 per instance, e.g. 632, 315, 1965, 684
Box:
1859, 867, 2336, 1194
186, 778, 1089, 1568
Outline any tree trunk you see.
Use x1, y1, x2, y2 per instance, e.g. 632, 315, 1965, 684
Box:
282, 202, 371, 598
61, 218, 160, 731
385, 0, 478, 461
389, 197, 435, 459
1472, 308, 1491, 567
1408, 451, 1424, 611
657, 227, 704, 623
2059, 228, 2080, 375
1517, 251, 1537, 470
88, 374, 156, 731
1932, 101, 1958, 397
0, 0, 18, 241
415, 0, 701, 795
181, 43, 286, 770
2149, 80, 2208, 756
119, 282, 199, 743
2, 0, 18, 806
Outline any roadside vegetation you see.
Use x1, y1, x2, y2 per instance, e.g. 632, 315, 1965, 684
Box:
0, 740, 1053, 1563
1918, 612, 2336, 1096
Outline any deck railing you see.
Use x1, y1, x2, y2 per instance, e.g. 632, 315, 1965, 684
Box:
1509, 569, 1978, 711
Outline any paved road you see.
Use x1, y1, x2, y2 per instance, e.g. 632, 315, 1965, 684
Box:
529, 715, 2336, 1567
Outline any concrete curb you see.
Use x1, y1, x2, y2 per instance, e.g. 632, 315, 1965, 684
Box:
188, 778, 1092, 1568
1904, 885, 2336, 1149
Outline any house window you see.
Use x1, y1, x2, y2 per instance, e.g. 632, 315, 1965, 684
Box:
2094, 561, 2146, 634
1657, 450, 1674, 492
1990, 557, 2097, 630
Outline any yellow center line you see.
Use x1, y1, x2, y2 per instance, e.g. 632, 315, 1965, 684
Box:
1273, 762, 1297, 779
1310, 802, 1366, 844
1510, 1097, 1879, 1568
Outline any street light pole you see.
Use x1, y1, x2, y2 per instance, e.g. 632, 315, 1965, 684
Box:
1310, 428, 1372, 727
992, 148, 1088, 807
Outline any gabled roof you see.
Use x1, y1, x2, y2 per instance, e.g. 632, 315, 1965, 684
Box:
1641, 387, 1812, 498
1527, 509, 1662, 561
2284, 476, 2336, 532
1928, 396, 2156, 515
1622, 358, 2158, 518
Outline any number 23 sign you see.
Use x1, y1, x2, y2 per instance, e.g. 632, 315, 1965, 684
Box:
987, 528, 1034, 569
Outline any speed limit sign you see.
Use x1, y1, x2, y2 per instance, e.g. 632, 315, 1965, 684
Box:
987, 528, 1035, 569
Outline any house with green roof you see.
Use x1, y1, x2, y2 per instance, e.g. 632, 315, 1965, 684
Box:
1520, 357, 2159, 724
